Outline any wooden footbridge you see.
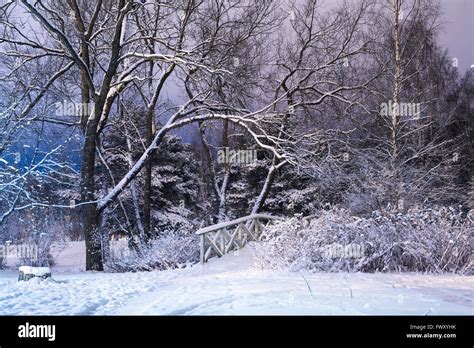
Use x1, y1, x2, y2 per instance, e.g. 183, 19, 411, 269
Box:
196, 214, 281, 264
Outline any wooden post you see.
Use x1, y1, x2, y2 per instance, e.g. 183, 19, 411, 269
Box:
220, 229, 225, 255
237, 224, 242, 248
200, 234, 205, 264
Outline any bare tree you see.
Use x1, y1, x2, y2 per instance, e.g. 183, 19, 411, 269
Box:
0, 0, 295, 270
361, 0, 465, 209
248, 0, 377, 214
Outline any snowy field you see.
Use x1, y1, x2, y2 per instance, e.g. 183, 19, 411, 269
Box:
0, 242, 472, 316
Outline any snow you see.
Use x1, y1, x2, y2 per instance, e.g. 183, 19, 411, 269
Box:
18, 266, 51, 276
0, 243, 472, 315
50, 241, 86, 273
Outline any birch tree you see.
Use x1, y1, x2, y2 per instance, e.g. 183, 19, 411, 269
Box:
360, 0, 467, 209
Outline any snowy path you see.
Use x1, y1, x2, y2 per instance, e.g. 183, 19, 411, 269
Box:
0, 245, 472, 315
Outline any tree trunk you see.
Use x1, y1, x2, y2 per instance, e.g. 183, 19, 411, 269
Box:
82, 203, 103, 271
81, 116, 103, 271
251, 164, 277, 214
125, 128, 146, 241
391, 0, 401, 208
219, 119, 230, 222
143, 108, 153, 239
199, 120, 230, 222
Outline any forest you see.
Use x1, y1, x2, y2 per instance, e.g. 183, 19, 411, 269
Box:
0, 0, 472, 275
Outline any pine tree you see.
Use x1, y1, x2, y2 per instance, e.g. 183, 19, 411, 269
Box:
148, 135, 205, 233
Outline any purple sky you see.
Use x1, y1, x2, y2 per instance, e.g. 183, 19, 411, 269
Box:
439, 0, 473, 73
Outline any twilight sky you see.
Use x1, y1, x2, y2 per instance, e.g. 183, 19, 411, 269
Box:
438, 0, 473, 73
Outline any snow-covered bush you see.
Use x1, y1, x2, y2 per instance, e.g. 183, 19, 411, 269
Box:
20, 232, 58, 267
254, 207, 473, 274
106, 229, 199, 272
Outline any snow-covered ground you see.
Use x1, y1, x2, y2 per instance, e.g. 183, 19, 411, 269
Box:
0, 242, 472, 315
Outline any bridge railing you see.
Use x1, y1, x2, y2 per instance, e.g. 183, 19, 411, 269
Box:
196, 214, 281, 264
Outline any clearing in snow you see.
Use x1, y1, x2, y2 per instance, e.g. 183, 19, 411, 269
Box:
0, 243, 472, 316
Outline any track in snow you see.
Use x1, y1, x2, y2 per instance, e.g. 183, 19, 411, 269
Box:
0, 244, 472, 315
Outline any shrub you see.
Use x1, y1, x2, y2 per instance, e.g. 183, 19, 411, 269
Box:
106, 229, 199, 272
254, 207, 473, 274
